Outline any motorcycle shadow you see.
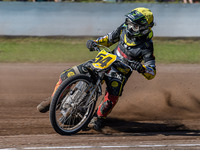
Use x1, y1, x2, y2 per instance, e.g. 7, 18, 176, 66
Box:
101, 117, 200, 136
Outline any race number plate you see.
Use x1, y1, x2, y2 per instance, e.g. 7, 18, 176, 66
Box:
92, 50, 117, 70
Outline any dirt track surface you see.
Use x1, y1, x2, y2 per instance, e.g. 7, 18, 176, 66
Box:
0, 63, 200, 149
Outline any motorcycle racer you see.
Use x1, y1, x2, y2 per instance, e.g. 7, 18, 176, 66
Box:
37, 7, 156, 131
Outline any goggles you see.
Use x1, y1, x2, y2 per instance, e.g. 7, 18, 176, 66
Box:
125, 18, 148, 32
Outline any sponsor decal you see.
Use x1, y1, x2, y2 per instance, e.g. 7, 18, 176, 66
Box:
67, 71, 75, 77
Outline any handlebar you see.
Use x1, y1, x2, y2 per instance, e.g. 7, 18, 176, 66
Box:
93, 46, 100, 52
93, 44, 112, 53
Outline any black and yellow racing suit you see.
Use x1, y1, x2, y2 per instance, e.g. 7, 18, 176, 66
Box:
95, 23, 156, 80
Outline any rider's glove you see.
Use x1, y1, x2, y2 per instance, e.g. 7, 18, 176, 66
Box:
86, 40, 97, 51
131, 61, 145, 73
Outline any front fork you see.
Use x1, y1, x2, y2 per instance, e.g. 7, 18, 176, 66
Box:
85, 77, 102, 107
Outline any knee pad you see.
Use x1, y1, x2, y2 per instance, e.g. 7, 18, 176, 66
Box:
106, 79, 122, 96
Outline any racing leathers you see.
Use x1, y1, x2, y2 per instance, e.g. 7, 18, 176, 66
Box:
51, 23, 156, 119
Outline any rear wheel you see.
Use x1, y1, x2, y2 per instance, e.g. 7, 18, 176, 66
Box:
49, 74, 97, 135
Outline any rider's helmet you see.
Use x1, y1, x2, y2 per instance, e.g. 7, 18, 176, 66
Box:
125, 7, 154, 37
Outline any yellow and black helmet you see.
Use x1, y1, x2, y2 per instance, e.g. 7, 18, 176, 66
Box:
125, 7, 154, 37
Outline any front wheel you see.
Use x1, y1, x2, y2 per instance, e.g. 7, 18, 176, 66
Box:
49, 74, 97, 135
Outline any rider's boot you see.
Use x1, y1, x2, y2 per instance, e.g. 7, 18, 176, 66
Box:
37, 97, 52, 113
37, 78, 62, 113
88, 114, 105, 131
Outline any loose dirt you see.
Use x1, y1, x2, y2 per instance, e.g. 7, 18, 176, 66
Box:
0, 63, 200, 149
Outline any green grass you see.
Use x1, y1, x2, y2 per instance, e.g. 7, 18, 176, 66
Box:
154, 39, 200, 64
0, 37, 200, 64
0, 37, 96, 63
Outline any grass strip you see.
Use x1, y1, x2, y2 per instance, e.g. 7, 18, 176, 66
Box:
0, 37, 199, 64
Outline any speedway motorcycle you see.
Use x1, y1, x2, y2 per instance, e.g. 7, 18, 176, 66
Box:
49, 44, 137, 135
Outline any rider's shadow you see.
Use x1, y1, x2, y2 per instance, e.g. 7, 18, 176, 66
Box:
103, 117, 200, 136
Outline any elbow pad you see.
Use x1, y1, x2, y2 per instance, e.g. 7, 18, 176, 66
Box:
142, 65, 156, 80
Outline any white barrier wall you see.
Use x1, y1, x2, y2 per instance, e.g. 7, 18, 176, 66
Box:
0, 2, 200, 37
